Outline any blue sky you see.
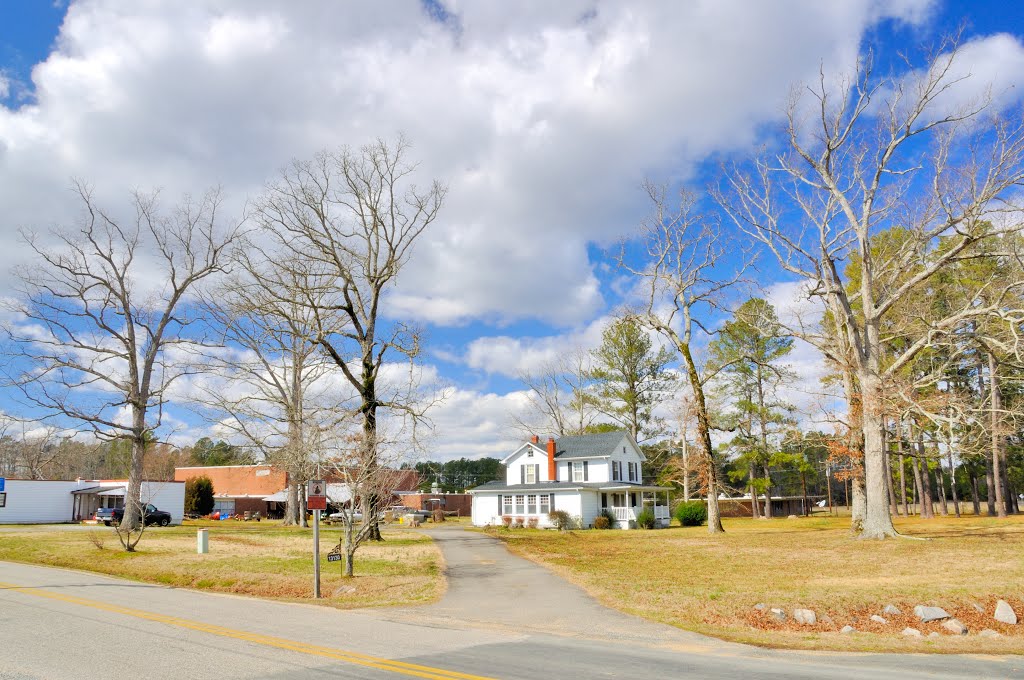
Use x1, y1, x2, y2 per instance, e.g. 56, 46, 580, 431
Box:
0, 1, 1022, 460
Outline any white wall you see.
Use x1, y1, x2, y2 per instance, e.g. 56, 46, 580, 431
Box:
140, 482, 185, 524
504, 444, 552, 484
0, 480, 79, 524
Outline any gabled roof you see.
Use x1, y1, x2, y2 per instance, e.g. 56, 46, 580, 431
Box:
553, 430, 641, 460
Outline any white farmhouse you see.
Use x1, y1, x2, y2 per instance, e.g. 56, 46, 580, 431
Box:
469, 430, 672, 529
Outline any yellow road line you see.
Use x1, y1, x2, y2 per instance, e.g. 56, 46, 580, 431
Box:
0, 580, 497, 680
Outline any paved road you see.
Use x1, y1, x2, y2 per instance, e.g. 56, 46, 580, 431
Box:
0, 525, 1020, 679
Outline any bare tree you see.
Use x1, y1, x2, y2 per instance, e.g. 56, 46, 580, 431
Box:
195, 249, 343, 526
3, 184, 240, 532
515, 348, 596, 436
719, 40, 1024, 537
253, 137, 446, 541
622, 182, 746, 534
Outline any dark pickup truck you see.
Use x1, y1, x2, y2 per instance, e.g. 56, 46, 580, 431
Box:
95, 503, 173, 527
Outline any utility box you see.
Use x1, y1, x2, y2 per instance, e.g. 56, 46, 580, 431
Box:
197, 528, 209, 554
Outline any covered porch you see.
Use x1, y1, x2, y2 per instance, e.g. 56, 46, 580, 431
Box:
599, 485, 672, 528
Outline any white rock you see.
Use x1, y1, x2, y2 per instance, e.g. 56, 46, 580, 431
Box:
870, 615, 888, 624
754, 603, 767, 611
942, 619, 968, 635
882, 604, 902, 616
971, 602, 986, 614
793, 608, 817, 625
928, 632, 941, 639
902, 627, 922, 637
913, 605, 950, 622
978, 629, 1002, 639
840, 625, 856, 634
769, 607, 786, 622
994, 600, 1017, 625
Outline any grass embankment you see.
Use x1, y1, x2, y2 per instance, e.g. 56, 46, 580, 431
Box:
0, 521, 443, 609
490, 514, 1024, 654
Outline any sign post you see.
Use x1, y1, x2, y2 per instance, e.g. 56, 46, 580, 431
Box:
307, 480, 327, 599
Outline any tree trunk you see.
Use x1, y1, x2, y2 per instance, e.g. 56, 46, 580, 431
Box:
851, 477, 866, 534
947, 419, 960, 518
969, 472, 981, 516
762, 465, 773, 519
120, 407, 148, 533
800, 471, 809, 516
988, 352, 1007, 518
911, 453, 926, 518
916, 429, 934, 519
678, 343, 723, 533
284, 479, 300, 525
899, 451, 908, 517
681, 436, 690, 502
937, 460, 949, 516
749, 463, 761, 519
884, 427, 900, 516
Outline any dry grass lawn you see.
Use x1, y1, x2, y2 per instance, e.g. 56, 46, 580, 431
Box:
490, 513, 1024, 654
0, 520, 443, 609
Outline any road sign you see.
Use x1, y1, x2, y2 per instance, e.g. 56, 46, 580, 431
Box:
307, 479, 327, 510
327, 553, 341, 563
0, 477, 5, 492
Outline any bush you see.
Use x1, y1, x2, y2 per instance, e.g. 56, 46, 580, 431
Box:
636, 508, 656, 529
432, 508, 446, 523
501, 515, 513, 528
526, 517, 539, 529
593, 515, 610, 530
548, 509, 573, 530
599, 508, 617, 527
184, 476, 215, 516
675, 500, 708, 527
514, 517, 525, 528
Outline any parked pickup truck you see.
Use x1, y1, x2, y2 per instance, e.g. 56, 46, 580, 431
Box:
95, 503, 173, 527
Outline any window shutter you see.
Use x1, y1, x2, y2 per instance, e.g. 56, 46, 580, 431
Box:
550, 493, 555, 510
499, 495, 502, 515
520, 466, 525, 484
583, 461, 589, 481
535, 464, 540, 483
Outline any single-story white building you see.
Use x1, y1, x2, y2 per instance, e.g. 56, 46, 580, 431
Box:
0, 478, 185, 525
470, 431, 671, 529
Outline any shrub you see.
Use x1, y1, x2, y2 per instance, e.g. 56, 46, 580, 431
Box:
514, 517, 525, 528
548, 509, 573, 530
636, 508, 656, 529
599, 508, 617, 527
526, 517, 539, 529
432, 508, 446, 523
501, 515, 513, 528
184, 476, 215, 516
675, 500, 708, 527
593, 515, 610, 530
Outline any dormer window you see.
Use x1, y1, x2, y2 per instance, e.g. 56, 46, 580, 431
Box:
527, 450, 533, 457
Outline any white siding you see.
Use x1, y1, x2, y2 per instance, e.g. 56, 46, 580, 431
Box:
552, 493, 582, 519
0, 481, 78, 524
504, 444, 552, 485
579, 490, 600, 528
606, 434, 646, 483
471, 493, 503, 527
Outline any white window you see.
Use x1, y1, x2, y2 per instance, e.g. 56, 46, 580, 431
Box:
503, 495, 513, 515
628, 462, 635, 482
527, 449, 533, 457
525, 465, 537, 484
572, 461, 584, 482
515, 495, 525, 514
612, 461, 620, 481
540, 495, 550, 514
527, 494, 537, 514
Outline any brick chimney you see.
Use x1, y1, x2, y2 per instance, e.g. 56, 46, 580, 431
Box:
547, 437, 557, 481
530, 434, 539, 444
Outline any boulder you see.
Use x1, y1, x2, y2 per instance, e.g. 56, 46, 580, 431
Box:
882, 604, 902, 616
994, 600, 1017, 625
793, 608, 817, 625
787, 514, 798, 519
754, 603, 767, 611
913, 605, 950, 623
942, 619, 968, 635
902, 627, 922, 637
769, 607, 786, 622
971, 602, 986, 614
819, 614, 834, 626
870, 615, 888, 624
840, 625, 856, 634
978, 629, 1002, 639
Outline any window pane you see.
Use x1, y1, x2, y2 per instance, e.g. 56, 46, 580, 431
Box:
540, 495, 550, 511
503, 495, 513, 514
527, 494, 537, 514
515, 494, 525, 514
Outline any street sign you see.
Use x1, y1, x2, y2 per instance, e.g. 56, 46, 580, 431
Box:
327, 553, 341, 562
0, 477, 5, 492
307, 479, 327, 510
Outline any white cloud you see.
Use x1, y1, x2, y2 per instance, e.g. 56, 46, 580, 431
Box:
0, 0, 943, 327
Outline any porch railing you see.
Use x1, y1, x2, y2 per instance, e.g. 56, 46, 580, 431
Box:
611, 507, 635, 521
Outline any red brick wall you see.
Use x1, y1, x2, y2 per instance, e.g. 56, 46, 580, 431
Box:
173, 465, 286, 497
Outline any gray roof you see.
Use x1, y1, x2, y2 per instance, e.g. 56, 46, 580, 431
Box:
552, 430, 628, 459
